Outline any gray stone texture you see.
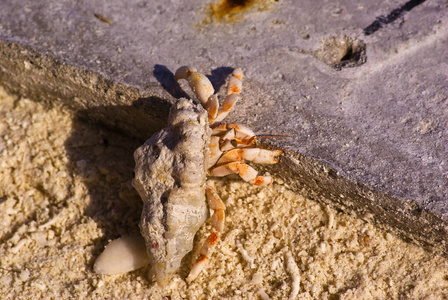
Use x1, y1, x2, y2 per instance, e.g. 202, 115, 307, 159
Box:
0, 0, 447, 253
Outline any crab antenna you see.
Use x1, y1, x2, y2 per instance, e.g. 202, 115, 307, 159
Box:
230, 135, 290, 146
254, 135, 290, 140
255, 144, 295, 154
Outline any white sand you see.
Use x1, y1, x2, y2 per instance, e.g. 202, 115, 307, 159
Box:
1, 87, 448, 299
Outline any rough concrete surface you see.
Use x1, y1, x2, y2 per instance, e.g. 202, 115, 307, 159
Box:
0, 0, 447, 255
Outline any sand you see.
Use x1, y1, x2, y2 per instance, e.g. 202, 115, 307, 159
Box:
1, 86, 448, 299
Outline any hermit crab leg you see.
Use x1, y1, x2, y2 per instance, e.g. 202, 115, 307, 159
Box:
175, 66, 215, 107
212, 123, 256, 142
212, 94, 239, 125
227, 67, 243, 94
216, 148, 283, 166
175, 66, 244, 126
206, 94, 219, 121
186, 185, 226, 283
208, 136, 223, 169
211, 68, 244, 126
209, 162, 273, 186
174, 66, 197, 82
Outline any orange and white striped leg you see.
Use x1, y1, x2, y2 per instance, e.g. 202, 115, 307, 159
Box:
216, 148, 283, 166
175, 66, 243, 126
209, 161, 273, 186
186, 186, 226, 283
208, 136, 223, 169
211, 68, 244, 126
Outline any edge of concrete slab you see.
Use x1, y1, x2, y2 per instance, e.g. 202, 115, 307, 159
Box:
1, 38, 447, 255
274, 154, 446, 254
0, 38, 173, 139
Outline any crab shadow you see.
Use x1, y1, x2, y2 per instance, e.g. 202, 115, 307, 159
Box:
64, 104, 155, 272
64, 64, 236, 277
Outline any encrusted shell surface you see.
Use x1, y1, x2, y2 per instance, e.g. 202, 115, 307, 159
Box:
132, 98, 210, 286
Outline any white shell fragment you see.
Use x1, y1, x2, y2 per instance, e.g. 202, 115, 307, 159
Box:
132, 98, 211, 286
285, 251, 301, 300
94, 235, 150, 275
236, 239, 256, 268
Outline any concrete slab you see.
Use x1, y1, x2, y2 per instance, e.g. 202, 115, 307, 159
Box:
0, 0, 447, 253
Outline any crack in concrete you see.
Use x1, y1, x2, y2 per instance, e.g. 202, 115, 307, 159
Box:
363, 0, 427, 35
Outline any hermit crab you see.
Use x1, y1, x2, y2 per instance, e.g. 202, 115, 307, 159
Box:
94, 66, 283, 286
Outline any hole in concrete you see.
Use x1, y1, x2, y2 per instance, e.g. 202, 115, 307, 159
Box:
312, 35, 366, 70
